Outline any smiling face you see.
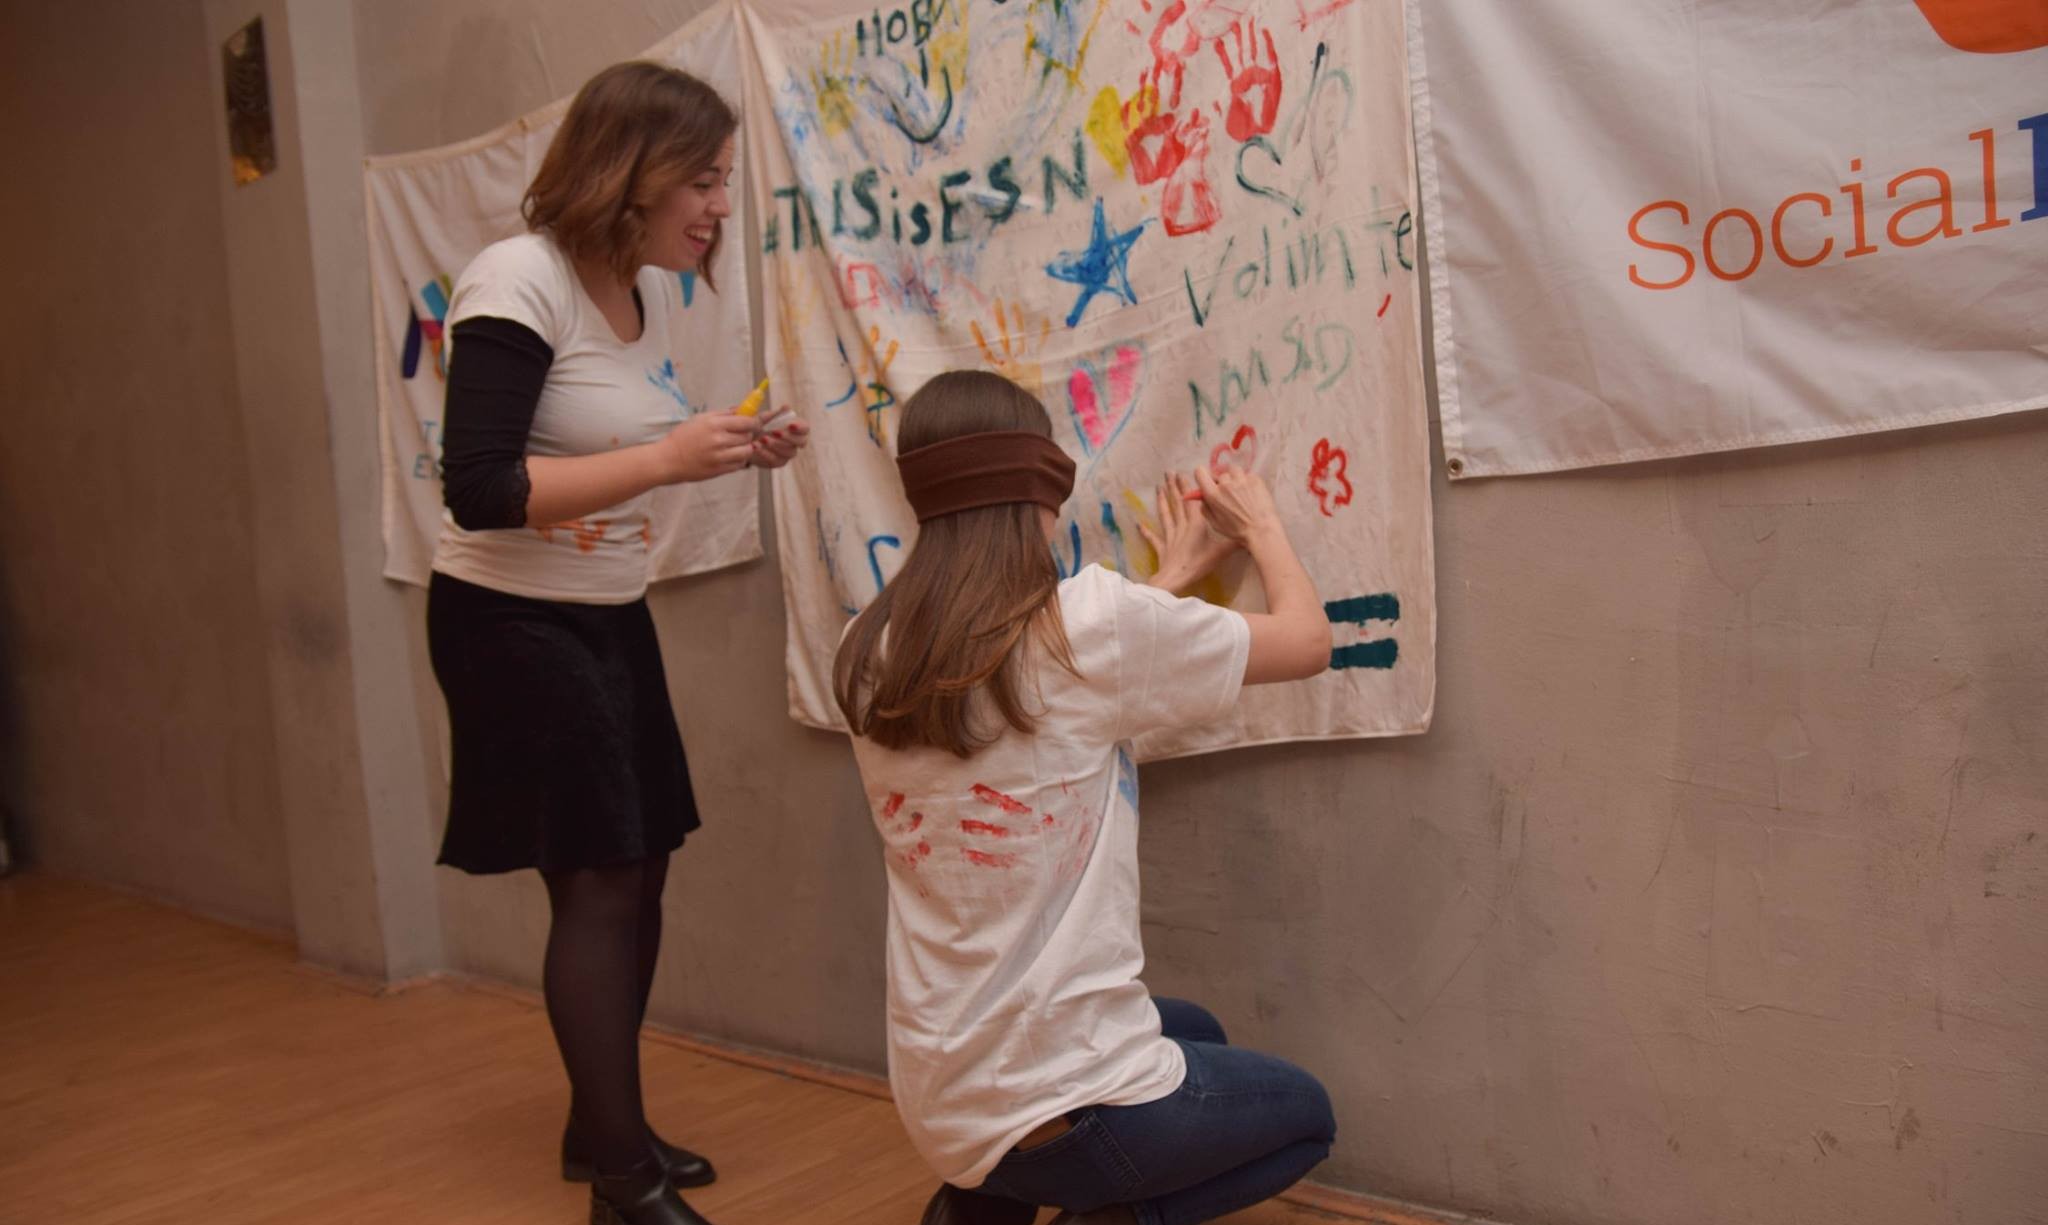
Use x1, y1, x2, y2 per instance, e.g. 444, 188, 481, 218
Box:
641, 136, 735, 273
524, 64, 739, 286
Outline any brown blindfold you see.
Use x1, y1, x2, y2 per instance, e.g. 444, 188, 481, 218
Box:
896, 432, 1078, 522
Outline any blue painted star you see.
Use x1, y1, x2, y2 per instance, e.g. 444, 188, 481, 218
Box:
1045, 199, 1146, 328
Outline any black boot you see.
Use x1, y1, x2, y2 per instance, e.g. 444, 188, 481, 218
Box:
589, 1157, 715, 1225
565, 1114, 716, 1188
919, 1183, 1037, 1225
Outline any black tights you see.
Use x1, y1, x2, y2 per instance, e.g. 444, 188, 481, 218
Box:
541, 853, 670, 1176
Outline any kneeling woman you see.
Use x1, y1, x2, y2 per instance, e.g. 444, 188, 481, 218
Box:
834, 371, 1338, 1225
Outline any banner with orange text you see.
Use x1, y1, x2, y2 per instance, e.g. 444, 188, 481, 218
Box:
1410, 0, 2048, 478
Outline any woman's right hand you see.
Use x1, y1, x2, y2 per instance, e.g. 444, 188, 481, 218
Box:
1192, 466, 1285, 546
656, 412, 758, 483
1193, 466, 1330, 684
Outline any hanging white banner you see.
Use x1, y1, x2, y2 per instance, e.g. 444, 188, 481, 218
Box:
1411, 0, 2048, 478
742, 0, 1436, 757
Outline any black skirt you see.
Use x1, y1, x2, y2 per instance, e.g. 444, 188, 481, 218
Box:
427, 570, 699, 875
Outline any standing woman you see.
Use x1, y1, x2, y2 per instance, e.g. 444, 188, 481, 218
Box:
428, 62, 807, 1225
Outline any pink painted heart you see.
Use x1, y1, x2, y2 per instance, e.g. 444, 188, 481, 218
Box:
1066, 342, 1145, 457
1209, 423, 1259, 475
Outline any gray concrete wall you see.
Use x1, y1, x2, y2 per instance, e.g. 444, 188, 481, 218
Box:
197, 0, 442, 981
354, 10, 2047, 1219
0, 0, 444, 973
0, 0, 292, 931
1135, 413, 2048, 1225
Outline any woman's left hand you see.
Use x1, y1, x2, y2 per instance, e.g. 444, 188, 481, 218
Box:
1137, 470, 1239, 594
747, 415, 811, 469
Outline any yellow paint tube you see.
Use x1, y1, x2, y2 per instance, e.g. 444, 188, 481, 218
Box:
735, 377, 771, 417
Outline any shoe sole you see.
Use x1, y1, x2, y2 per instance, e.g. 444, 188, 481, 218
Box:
563, 1159, 717, 1190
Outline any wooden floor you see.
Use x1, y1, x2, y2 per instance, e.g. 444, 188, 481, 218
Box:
0, 875, 1360, 1225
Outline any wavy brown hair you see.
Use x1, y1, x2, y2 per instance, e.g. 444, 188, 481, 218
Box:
522, 61, 736, 288
835, 372, 1080, 758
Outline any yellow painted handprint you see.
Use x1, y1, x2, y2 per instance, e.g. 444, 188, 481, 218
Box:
926, 1, 970, 91
810, 33, 858, 137
855, 323, 901, 448
968, 298, 1054, 396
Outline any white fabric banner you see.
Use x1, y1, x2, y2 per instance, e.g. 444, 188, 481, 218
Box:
366, 6, 760, 587
741, 0, 1435, 757
1411, 0, 2048, 479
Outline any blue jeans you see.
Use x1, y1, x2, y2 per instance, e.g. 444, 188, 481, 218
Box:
975, 998, 1335, 1225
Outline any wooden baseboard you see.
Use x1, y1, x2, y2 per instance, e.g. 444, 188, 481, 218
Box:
442, 974, 1490, 1225
448, 973, 898, 1100
1279, 1182, 1494, 1225
307, 965, 455, 998
25, 868, 297, 945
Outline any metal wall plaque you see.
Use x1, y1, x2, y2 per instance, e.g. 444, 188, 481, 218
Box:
222, 16, 276, 185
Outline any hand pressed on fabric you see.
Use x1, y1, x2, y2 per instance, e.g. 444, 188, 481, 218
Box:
1191, 465, 1284, 545
1191, 467, 1333, 685
1137, 470, 1238, 596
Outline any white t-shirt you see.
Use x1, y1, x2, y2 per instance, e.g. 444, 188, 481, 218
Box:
848, 565, 1252, 1188
432, 232, 692, 604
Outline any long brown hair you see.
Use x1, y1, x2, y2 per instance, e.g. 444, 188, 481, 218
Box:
835, 372, 1080, 758
522, 61, 736, 288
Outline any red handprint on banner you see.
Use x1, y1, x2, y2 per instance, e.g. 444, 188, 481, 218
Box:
1214, 17, 1284, 142
1137, 0, 1207, 107
1125, 77, 1221, 235
1126, 72, 1190, 183
1123, 0, 1227, 236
